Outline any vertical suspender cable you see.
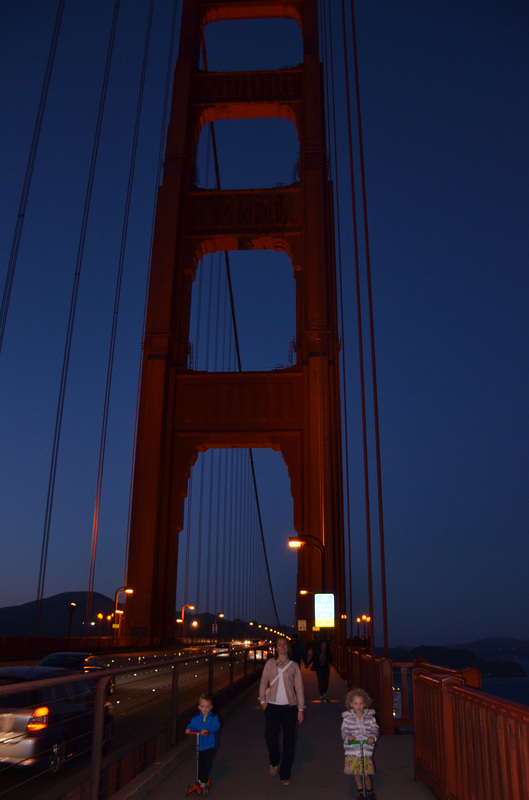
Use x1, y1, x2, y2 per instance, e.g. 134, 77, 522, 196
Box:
86, 0, 156, 627
123, 0, 180, 590
349, 0, 389, 655
34, 1, 121, 636
322, 0, 356, 641
339, 0, 374, 644
0, 0, 65, 356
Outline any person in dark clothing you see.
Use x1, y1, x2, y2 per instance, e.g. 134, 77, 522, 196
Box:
291, 635, 309, 668
309, 639, 333, 701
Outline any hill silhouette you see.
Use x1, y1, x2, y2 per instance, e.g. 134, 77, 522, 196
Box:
0, 592, 114, 637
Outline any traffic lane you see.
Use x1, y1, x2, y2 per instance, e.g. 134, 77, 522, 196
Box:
0, 652, 253, 800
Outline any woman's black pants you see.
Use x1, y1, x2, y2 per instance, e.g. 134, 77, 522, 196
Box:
264, 704, 298, 781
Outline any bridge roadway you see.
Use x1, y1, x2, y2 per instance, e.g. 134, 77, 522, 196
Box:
113, 664, 435, 800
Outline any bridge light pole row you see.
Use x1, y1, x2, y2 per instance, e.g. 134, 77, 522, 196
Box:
113, 586, 133, 638
288, 534, 326, 592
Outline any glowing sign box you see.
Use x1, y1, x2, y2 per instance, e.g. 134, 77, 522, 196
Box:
314, 593, 335, 628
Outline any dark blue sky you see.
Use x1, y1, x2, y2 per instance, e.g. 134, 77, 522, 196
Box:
1, 0, 528, 646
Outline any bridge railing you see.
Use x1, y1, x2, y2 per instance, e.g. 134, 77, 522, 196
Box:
333, 644, 529, 799
331, 645, 481, 734
0, 646, 266, 800
413, 669, 529, 800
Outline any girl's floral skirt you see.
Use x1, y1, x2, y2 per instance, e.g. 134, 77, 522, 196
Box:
344, 755, 375, 775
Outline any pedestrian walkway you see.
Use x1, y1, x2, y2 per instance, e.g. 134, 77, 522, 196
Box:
114, 665, 436, 800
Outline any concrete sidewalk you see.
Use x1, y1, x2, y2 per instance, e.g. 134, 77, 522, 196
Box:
114, 666, 436, 800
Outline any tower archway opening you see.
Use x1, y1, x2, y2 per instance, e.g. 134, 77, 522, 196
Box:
190, 249, 296, 373
196, 117, 300, 190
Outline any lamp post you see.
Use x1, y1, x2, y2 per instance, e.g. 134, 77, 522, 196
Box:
68, 602, 76, 639
178, 604, 195, 640
213, 612, 224, 638
288, 535, 326, 592
97, 613, 103, 636
113, 586, 133, 638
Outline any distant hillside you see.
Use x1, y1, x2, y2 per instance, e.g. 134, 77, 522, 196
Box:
0, 592, 114, 637
449, 637, 529, 663
0, 594, 279, 641
385, 639, 529, 677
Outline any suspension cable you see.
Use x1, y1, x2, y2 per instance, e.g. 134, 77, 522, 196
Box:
349, 0, 389, 654
338, 0, 374, 646
123, 1, 181, 592
86, 0, 156, 627
0, 0, 65, 357
321, 0, 356, 639
34, 0, 121, 635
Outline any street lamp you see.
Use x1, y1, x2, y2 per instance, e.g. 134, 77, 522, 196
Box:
68, 602, 76, 638
97, 612, 103, 636
288, 535, 326, 591
113, 586, 133, 638
178, 604, 195, 639
213, 612, 224, 638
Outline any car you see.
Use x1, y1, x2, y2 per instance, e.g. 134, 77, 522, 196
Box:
38, 651, 115, 694
211, 642, 233, 656
0, 666, 113, 774
247, 640, 269, 660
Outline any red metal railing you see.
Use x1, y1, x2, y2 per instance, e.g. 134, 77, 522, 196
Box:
334, 645, 529, 800
331, 645, 414, 733
414, 670, 529, 800
332, 645, 482, 736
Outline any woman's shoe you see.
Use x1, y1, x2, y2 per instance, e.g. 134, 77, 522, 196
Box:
269, 765, 278, 777
281, 779, 290, 785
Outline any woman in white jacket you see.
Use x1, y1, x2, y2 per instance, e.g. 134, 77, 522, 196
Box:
341, 688, 379, 799
258, 637, 305, 785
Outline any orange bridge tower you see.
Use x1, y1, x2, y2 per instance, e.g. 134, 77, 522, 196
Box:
125, 0, 346, 642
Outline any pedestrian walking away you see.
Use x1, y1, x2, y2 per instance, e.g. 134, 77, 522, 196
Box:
291, 635, 309, 668
309, 639, 333, 701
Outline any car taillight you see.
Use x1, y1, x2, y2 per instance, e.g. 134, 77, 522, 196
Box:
27, 706, 50, 731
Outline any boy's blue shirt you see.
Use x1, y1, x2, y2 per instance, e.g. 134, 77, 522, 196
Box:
187, 710, 220, 750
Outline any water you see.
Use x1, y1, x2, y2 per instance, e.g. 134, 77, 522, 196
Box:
392, 664, 529, 714
481, 673, 529, 708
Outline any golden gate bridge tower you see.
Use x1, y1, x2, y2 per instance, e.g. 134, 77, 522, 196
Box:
125, 0, 346, 642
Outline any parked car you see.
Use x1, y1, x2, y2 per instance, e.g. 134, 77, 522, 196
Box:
0, 666, 113, 774
38, 651, 115, 694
